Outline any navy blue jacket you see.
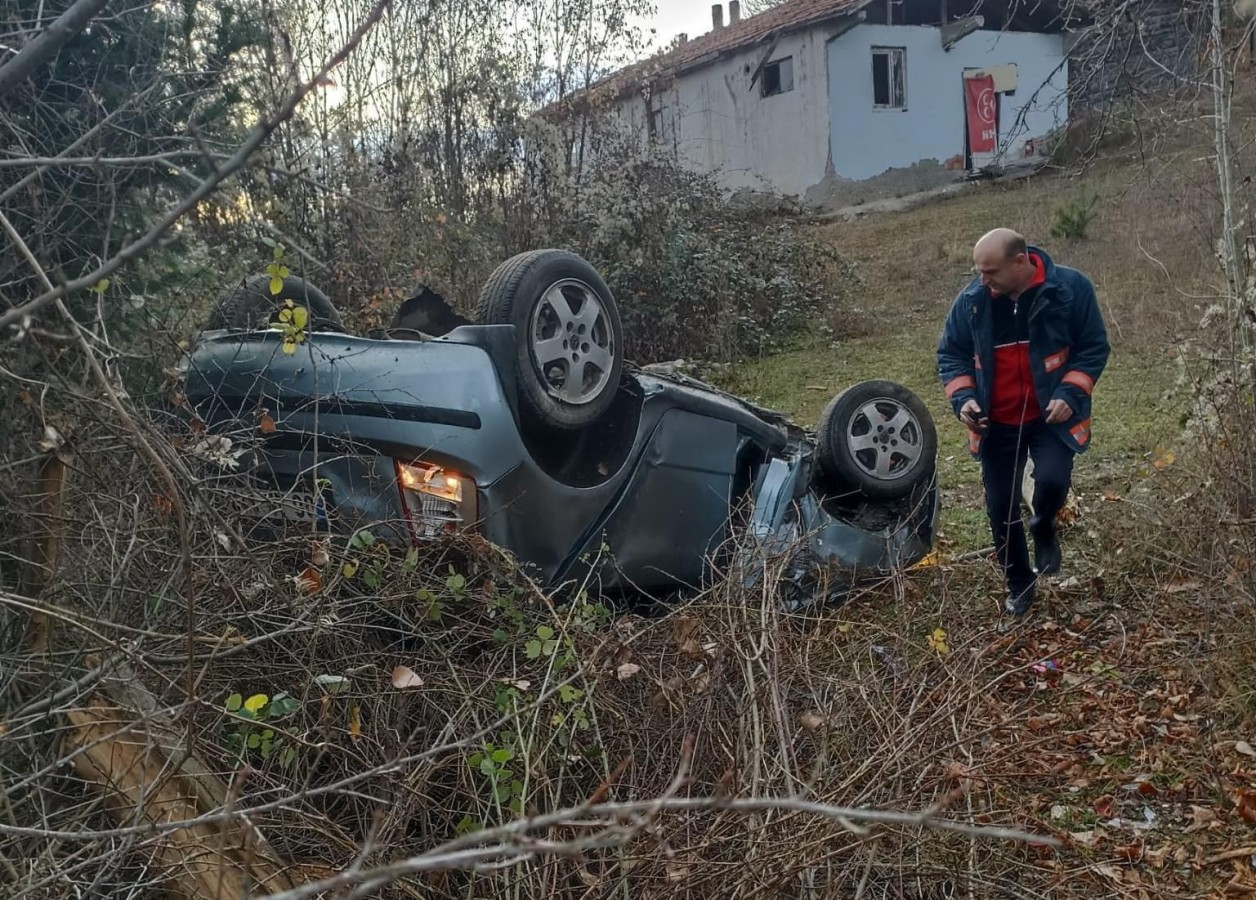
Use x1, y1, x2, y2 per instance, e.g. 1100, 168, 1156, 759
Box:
936, 246, 1110, 458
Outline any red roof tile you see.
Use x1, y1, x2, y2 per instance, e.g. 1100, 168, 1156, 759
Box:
579, 0, 872, 105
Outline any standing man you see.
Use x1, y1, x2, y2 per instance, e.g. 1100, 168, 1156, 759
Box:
937, 229, 1110, 617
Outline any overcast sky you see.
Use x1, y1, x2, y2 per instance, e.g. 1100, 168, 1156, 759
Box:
634, 0, 724, 51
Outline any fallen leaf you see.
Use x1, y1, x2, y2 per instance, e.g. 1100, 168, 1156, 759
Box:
391, 664, 424, 690
1184, 804, 1218, 834
1232, 789, 1256, 825
1093, 794, 1114, 817
679, 638, 705, 658
926, 626, 950, 656
616, 663, 641, 681
1102, 490, 1124, 502
348, 704, 362, 738
672, 615, 699, 646
1152, 448, 1176, 470
799, 711, 826, 732
1236, 740, 1256, 758
259, 412, 276, 434
295, 567, 321, 594
1114, 842, 1143, 863
38, 425, 63, 453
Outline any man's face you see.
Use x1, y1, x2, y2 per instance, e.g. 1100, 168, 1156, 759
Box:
973, 247, 1028, 297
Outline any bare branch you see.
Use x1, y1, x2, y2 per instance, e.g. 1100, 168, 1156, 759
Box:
0, 0, 393, 334
0, 0, 112, 99
261, 794, 1058, 900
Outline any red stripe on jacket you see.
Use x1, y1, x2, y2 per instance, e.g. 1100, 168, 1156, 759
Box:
989, 254, 1046, 426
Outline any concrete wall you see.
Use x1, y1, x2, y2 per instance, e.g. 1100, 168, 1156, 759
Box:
816, 24, 1068, 206
608, 26, 833, 198
603, 21, 1067, 209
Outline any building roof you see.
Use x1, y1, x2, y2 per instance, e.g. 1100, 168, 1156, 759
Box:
569, 0, 873, 109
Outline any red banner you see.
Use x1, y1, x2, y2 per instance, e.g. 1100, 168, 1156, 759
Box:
965, 75, 997, 154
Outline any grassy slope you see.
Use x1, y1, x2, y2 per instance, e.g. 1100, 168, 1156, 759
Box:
715, 149, 1214, 551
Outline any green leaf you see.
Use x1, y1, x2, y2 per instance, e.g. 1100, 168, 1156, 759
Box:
269, 694, 298, 717
491, 747, 513, 764
247, 733, 261, 749
536, 625, 554, 641
492, 629, 509, 644
524, 640, 542, 659
261, 236, 277, 249
237, 707, 254, 721
350, 530, 375, 550
559, 685, 583, 703
260, 740, 272, 759
403, 547, 419, 570
225, 693, 243, 712
455, 815, 480, 836
261, 729, 274, 741
89, 278, 109, 295
362, 568, 380, 589
276, 265, 290, 280
479, 757, 497, 776
446, 572, 466, 592
269, 276, 283, 295
279, 746, 297, 767
341, 560, 358, 578
468, 752, 485, 769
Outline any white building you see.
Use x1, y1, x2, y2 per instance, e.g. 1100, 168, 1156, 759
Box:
564, 0, 1084, 208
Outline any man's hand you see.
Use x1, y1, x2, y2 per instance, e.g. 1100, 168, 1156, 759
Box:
958, 399, 988, 433
1045, 398, 1073, 425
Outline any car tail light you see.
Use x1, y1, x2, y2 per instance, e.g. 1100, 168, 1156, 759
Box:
395, 460, 477, 538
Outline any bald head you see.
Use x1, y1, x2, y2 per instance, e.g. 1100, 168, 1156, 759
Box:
975, 228, 1027, 261
973, 228, 1036, 298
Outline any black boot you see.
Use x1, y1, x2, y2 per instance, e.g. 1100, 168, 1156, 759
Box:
1004, 580, 1036, 617
1030, 514, 1062, 576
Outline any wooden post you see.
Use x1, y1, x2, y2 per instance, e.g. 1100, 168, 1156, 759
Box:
63, 660, 305, 899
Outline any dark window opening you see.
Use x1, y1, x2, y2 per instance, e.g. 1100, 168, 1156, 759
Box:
761, 56, 794, 97
871, 47, 906, 108
645, 94, 665, 141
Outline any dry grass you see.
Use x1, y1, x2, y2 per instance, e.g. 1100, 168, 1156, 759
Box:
1, 372, 1254, 900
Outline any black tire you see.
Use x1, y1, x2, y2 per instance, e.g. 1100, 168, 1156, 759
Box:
816, 380, 937, 499
204, 274, 343, 332
476, 249, 624, 430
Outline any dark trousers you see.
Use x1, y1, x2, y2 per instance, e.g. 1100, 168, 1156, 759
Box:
981, 421, 1075, 591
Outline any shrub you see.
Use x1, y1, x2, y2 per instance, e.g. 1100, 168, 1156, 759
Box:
1050, 187, 1101, 240
522, 137, 858, 363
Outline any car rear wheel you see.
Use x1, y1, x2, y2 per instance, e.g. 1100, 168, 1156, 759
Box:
476, 249, 624, 430
816, 380, 937, 499
204, 273, 343, 332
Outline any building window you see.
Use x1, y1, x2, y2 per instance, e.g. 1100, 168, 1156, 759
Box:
761, 56, 794, 97
871, 47, 906, 109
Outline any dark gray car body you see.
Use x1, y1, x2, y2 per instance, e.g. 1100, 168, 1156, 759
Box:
181, 324, 939, 599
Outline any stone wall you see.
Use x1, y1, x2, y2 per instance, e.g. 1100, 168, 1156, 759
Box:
1068, 0, 1206, 108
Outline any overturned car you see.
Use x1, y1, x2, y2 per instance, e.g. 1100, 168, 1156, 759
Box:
181, 249, 940, 605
